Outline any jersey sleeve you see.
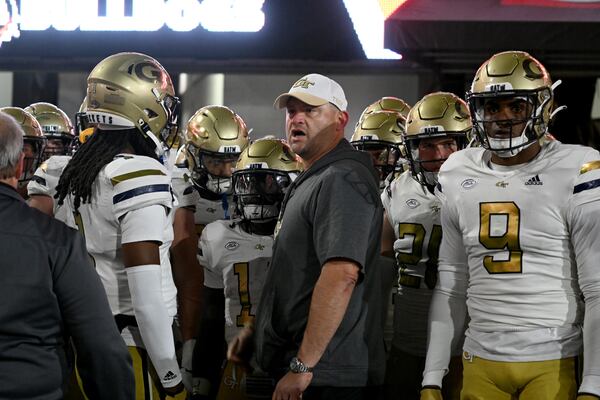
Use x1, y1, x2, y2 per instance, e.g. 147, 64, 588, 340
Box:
422, 188, 469, 388
171, 166, 200, 210
198, 222, 224, 289
105, 156, 174, 220
567, 157, 600, 396
380, 184, 394, 227
27, 155, 70, 197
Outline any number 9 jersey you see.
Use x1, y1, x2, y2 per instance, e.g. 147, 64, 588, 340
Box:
437, 139, 600, 361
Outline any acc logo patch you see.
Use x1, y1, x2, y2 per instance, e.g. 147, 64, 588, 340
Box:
461, 178, 477, 189
225, 241, 239, 251
406, 199, 420, 208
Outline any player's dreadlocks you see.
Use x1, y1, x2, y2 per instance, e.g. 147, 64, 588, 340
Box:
56, 128, 158, 210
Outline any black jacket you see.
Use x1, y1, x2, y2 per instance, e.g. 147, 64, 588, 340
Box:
0, 182, 134, 400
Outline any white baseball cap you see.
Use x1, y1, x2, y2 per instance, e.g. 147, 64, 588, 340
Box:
274, 73, 348, 112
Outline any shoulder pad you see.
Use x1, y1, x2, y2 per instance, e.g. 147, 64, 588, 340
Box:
105, 155, 173, 219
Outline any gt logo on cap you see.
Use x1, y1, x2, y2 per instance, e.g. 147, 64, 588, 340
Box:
292, 78, 315, 89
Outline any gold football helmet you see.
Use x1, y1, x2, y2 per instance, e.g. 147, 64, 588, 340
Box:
466, 51, 554, 157
233, 138, 302, 224
403, 92, 471, 187
0, 107, 46, 183
25, 102, 76, 158
183, 105, 249, 195
358, 97, 411, 123
351, 110, 405, 184
85, 52, 180, 156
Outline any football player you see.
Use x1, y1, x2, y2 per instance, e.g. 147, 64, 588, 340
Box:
0, 107, 46, 199
191, 138, 302, 400
380, 92, 470, 400
54, 52, 187, 399
351, 109, 407, 186
25, 102, 77, 159
176, 105, 250, 234
357, 96, 411, 124
171, 105, 249, 389
25, 102, 77, 217
350, 108, 409, 366
421, 51, 600, 400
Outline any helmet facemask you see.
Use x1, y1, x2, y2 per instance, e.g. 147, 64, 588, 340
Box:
468, 88, 552, 158
404, 133, 467, 187
351, 140, 402, 185
232, 170, 294, 223
187, 147, 240, 195
20, 137, 46, 183
42, 135, 78, 159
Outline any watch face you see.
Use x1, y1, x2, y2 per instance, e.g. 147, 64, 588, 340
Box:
290, 357, 301, 373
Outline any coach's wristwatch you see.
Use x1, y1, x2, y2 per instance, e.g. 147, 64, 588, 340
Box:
289, 357, 314, 373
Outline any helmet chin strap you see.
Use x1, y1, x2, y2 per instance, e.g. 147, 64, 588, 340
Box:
138, 118, 166, 158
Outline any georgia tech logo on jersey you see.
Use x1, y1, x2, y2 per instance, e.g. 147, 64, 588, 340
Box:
430, 205, 440, 213
225, 241, 239, 251
206, 207, 217, 213
461, 178, 477, 189
255, 244, 265, 251
496, 181, 509, 188
406, 199, 420, 208
0, 1, 20, 47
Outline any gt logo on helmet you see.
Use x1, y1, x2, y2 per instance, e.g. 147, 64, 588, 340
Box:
127, 62, 162, 84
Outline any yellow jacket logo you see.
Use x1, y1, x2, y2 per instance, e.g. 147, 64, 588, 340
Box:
292, 78, 315, 89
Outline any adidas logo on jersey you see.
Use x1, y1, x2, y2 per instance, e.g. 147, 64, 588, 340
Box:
525, 175, 543, 185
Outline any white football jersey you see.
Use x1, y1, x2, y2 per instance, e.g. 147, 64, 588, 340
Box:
438, 140, 600, 361
194, 195, 235, 228
198, 220, 273, 343
27, 155, 75, 227
59, 155, 178, 329
170, 168, 235, 234
382, 171, 443, 356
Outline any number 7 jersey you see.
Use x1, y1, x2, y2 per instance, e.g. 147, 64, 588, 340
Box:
437, 140, 600, 361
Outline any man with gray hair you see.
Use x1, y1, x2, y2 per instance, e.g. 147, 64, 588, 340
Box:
0, 112, 134, 399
